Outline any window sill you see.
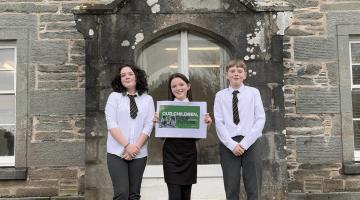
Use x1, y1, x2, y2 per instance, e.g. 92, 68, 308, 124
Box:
0, 167, 27, 180
342, 162, 360, 175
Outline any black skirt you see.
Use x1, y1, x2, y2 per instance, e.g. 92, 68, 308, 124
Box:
163, 138, 197, 185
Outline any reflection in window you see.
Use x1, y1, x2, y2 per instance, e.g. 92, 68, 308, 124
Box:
350, 41, 360, 161
0, 45, 16, 166
137, 30, 230, 164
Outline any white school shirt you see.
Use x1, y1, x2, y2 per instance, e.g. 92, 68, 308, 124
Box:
105, 91, 155, 158
214, 85, 265, 151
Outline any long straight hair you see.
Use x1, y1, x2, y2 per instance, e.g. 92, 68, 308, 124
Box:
167, 73, 192, 101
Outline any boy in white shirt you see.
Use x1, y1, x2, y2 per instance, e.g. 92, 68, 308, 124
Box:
214, 59, 265, 200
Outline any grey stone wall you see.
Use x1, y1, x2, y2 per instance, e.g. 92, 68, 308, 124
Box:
284, 0, 360, 197
0, 0, 107, 198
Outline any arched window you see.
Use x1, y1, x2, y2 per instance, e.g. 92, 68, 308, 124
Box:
137, 30, 230, 164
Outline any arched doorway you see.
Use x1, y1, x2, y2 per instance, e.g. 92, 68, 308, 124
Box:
136, 30, 230, 164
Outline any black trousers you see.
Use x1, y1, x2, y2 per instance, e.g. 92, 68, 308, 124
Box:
220, 136, 262, 200
107, 153, 147, 200
167, 183, 192, 200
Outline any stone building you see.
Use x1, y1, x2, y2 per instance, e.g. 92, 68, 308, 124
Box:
0, 0, 359, 200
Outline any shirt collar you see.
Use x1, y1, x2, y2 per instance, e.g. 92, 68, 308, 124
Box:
125, 91, 139, 96
228, 84, 245, 94
174, 98, 189, 102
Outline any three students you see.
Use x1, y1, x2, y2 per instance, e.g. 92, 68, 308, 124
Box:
105, 59, 265, 200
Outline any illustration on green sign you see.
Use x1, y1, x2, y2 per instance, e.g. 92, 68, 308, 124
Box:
159, 105, 200, 129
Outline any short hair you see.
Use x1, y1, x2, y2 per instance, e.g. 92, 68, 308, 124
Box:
111, 64, 149, 95
226, 59, 247, 72
167, 73, 192, 101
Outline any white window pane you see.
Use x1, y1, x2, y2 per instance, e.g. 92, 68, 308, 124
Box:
354, 120, 360, 150
140, 34, 180, 92
353, 90, 360, 118
188, 33, 221, 68
0, 71, 15, 91
0, 48, 15, 71
0, 95, 15, 124
0, 125, 15, 156
353, 65, 360, 85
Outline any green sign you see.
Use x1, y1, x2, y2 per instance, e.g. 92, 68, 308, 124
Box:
159, 105, 200, 129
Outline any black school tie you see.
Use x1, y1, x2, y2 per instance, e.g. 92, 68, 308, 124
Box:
128, 94, 138, 119
232, 90, 240, 125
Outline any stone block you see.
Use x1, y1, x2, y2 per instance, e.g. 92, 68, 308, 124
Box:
0, 14, 37, 27
288, 180, 303, 193
40, 31, 83, 40
297, 63, 321, 76
0, 3, 58, 13
296, 137, 341, 163
321, 2, 360, 11
40, 14, 75, 22
285, 116, 322, 127
38, 64, 79, 73
59, 180, 78, 196
286, 0, 319, 8
294, 37, 336, 60
298, 163, 341, 170
285, 76, 314, 85
296, 87, 340, 113
38, 72, 78, 81
30, 90, 85, 115
295, 12, 323, 20
323, 179, 344, 192
327, 62, 338, 86
29, 167, 78, 180
285, 28, 313, 36
286, 127, 324, 136
70, 40, 85, 55
31, 41, 68, 65
345, 179, 360, 192
28, 141, 85, 167
47, 22, 76, 31
38, 81, 78, 90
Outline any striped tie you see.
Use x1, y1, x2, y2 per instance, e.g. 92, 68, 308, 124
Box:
128, 94, 138, 119
232, 90, 240, 125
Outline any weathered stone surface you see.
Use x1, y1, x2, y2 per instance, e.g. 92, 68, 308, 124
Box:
345, 179, 360, 192
285, 76, 314, 85
321, 2, 360, 11
0, 3, 58, 13
70, 40, 85, 55
295, 12, 323, 20
40, 31, 83, 39
294, 37, 336, 60
296, 88, 340, 113
31, 41, 68, 64
285, 116, 322, 127
286, 0, 319, 8
38, 81, 78, 90
296, 137, 341, 162
327, 62, 338, 86
323, 179, 344, 192
40, 14, 75, 22
28, 168, 78, 180
30, 90, 85, 115
46, 22, 76, 31
285, 28, 313, 36
38, 64, 79, 72
28, 141, 85, 167
297, 63, 321, 76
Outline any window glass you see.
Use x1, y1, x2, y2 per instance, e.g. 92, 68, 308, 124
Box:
352, 90, 360, 118
353, 65, 360, 85
0, 71, 15, 91
137, 31, 230, 164
0, 48, 15, 70
354, 120, 360, 150
0, 46, 16, 164
351, 43, 360, 63
0, 125, 15, 156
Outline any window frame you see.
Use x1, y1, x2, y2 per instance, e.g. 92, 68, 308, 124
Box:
349, 41, 360, 161
0, 27, 29, 180
337, 25, 360, 174
0, 45, 16, 167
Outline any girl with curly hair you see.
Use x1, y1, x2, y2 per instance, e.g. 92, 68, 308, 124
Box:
105, 64, 154, 200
